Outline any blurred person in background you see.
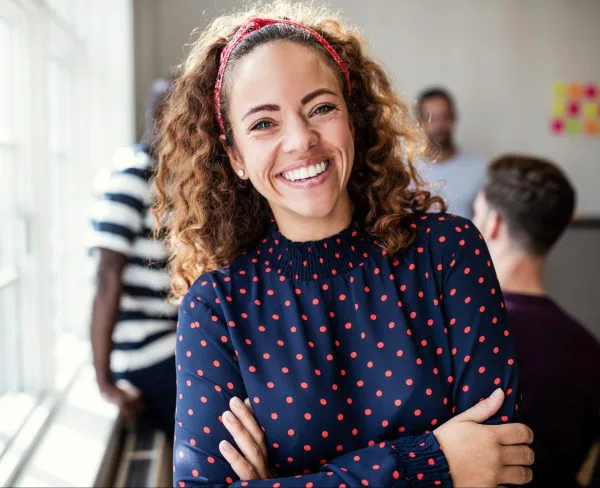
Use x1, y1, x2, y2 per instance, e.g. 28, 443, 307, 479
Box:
416, 87, 487, 219
473, 154, 600, 487
88, 77, 177, 438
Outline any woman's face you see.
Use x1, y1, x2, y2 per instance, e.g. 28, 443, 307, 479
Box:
223, 40, 355, 227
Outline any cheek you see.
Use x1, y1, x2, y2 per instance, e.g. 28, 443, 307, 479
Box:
236, 140, 275, 176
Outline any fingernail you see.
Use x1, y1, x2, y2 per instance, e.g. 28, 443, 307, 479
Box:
223, 411, 237, 424
220, 440, 232, 452
230, 396, 244, 410
491, 388, 502, 399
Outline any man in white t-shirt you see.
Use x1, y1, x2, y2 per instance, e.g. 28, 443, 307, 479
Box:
416, 87, 487, 219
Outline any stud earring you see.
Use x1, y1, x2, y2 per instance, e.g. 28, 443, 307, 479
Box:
237, 169, 245, 178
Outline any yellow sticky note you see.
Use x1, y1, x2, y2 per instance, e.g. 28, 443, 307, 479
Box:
583, 102, 597, 118
566, 119, 581, 134
553, 82, 567, 98
552, 101, 566, 116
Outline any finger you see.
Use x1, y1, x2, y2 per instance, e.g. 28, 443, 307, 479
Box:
219, 440, 259, 481
491, 423, 534, 446
501, 445, 535, 466
230, 397, 267, 456
452, 388, 504, 424
244, 397, 252, 411
222, 410, 268, 477
499, 466, 533, 485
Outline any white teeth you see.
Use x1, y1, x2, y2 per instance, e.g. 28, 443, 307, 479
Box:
282, 160, 329, 181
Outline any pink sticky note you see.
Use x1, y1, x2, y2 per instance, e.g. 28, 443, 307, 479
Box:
550, 118, 565, 134
567, 101, 580, 116
584, 83, 598, 99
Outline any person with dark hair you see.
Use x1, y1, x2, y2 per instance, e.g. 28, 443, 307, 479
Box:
473, 154, 600, 487
416, 87, 487, 219
156, 3, 536, 486
88, 77, 177, 437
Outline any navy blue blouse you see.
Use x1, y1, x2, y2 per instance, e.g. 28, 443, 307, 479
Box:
174, 213, 519, 487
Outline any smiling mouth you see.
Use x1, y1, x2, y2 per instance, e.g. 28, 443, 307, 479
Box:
279, 159, 331, 182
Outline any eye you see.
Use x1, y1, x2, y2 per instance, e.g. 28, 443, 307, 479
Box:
249, 120, 274, 131
312, 104, 336, 116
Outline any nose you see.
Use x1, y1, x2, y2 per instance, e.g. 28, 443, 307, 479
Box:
281, 115, 318, 154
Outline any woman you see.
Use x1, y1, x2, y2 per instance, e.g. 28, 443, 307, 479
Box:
155, 3, 534, 487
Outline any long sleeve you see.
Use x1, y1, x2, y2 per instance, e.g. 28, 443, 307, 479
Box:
174, 290, 452, 488
438, 218, 519, 421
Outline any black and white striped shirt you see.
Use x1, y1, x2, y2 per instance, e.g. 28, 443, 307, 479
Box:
89, 145, 177, 374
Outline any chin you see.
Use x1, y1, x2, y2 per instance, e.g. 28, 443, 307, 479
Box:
280, 194, 341, 221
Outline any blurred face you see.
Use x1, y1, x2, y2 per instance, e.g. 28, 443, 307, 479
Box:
223, 41, 354, 229
420, 96, 455, 149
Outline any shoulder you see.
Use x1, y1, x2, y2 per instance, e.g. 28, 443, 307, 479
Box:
405, 213, 488, 271
409, 212, 483, 249
107, 146, 154, 187
181, 228, 270, 311
456, 149, 487, 164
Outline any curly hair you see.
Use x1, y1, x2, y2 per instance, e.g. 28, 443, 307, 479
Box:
154, 1, 445, 298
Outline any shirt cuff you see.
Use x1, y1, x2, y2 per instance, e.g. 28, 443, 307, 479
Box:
391, 432, 452, 487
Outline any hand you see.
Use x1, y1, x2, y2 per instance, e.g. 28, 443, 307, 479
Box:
219, 397, 276, 480
99, 381, 145, 423
434, 388, 534, 487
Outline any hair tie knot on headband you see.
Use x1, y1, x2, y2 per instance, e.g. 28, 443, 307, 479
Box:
214, 17, 351, 135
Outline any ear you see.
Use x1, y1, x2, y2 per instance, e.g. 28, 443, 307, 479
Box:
219, 134, 246, 179
488, 209, 502, 240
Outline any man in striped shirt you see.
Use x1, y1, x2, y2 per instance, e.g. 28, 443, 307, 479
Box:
89, 79, 177, 437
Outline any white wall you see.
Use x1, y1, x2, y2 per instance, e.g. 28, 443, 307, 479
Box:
133, 0, 600, 338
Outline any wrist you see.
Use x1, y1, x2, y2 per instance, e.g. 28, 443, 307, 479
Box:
392, 432, 452, 486
96, 376, 115, 393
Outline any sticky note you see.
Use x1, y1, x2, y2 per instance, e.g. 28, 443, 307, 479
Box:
583, 119, 599, 134
552, 101, 566, 117
566, 119, 581, 134
584, 83, 598, 99
550, 118, 565, 134
567, 83, 584, 99
553, 83, 567, 98
582, 102, 597, 118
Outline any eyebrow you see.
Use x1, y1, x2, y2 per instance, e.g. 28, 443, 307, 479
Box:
241, 88, 338, 121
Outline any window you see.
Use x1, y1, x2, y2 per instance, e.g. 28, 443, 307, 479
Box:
0, 0, 134, 478
0, 3, 26, 396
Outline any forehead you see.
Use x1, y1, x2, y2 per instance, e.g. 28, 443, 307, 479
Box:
421, 96, 451, 114
227, 41, 341, 110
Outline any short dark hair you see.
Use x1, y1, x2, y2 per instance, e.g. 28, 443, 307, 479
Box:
483, 154, 576, 256
416, 87, 455, 119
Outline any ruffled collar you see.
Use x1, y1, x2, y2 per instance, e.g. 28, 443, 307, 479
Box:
259, 220, 379, 281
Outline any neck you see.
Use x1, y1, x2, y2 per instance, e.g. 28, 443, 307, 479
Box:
425, 143, 456, 163
493, 248, 546, 296
272, 192, 354, 242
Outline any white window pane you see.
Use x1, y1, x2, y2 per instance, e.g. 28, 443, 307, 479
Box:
46, 0, 71, 25
0, 282, 23, 394
0, 149, 17, 272
0, 19, 12, 142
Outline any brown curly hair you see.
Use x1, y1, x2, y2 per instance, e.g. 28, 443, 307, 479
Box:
154, 1, 445, 298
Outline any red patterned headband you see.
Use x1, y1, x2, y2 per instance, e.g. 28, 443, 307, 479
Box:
214, 17, 352, 135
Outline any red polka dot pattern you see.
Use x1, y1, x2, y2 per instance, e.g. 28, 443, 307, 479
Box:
173, 214, 518, 487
